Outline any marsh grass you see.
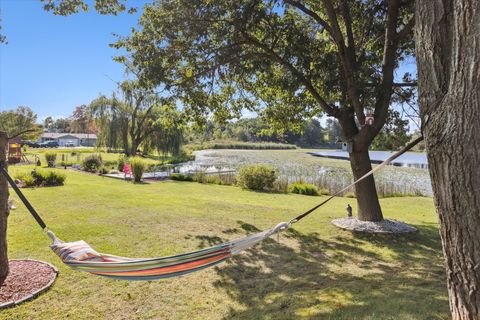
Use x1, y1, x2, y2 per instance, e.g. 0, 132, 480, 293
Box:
195, 149, 431, 197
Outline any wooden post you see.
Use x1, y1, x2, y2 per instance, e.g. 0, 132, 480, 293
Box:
0, 131, 9, 285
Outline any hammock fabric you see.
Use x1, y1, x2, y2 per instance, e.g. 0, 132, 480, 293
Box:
47, 223, 288, 281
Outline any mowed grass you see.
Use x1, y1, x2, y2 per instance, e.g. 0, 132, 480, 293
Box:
23, 147, 160, 165
3, 166, 449, 319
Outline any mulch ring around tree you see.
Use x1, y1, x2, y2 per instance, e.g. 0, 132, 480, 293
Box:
331, 217, 418, 234
0, 259, 59, 309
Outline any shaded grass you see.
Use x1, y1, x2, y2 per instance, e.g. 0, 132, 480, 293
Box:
2, 166, 448, 319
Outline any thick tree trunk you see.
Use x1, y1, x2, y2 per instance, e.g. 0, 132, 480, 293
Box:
416, 0, 480, 318
0, 131, 9, 286
349, 148, 383, 222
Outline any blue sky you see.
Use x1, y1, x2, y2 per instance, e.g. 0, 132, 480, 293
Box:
0, 0, 417, 124
0, 0, 139, 120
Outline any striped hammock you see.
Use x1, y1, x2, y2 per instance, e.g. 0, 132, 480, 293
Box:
47, 222, 289, 281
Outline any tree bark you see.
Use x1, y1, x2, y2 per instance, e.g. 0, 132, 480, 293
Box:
349, 148, 383, 222
416, 0, 480, 318
129, 139, 138, 157
0, 131, 9, 286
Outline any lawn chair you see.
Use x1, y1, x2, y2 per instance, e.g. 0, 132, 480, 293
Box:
123, 164, 132, 180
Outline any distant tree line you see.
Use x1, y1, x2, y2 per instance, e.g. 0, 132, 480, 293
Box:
193, 117, 327, 148
189, 112, 411, 151
43, 105, 96, 134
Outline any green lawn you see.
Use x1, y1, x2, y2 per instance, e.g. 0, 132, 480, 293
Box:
3, 166, 448, 319
22, 147, 162, 166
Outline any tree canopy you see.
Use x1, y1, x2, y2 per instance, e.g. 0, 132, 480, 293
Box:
0, 107, 42, 140
112, 0, 415, 144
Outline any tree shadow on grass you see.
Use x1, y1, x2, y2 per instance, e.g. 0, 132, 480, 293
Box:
196, 222, 449, 319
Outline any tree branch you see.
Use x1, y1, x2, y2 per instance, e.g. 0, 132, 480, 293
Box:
366, 82, 418, 87
340, 0, 356, 65
284, 0, 333, 35
358, 0, 402, 145
323, 0, 365, 125
7, 129, 38, 140
239, 30, 339, 117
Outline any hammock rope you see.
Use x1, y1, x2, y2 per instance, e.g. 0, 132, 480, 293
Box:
0, 136, 423, 280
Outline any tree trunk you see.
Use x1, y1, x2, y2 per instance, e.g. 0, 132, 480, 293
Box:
349, 148, 383, 222
0, 131, 9, 286
416, 0, 480, 318
129, 141, 138, 157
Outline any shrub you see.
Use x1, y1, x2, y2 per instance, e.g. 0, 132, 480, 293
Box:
130, 157, 147, 182
82, 154, 103, 172
41, 170, 66, 186
44, 152, 57, 167
192, 172, 223, 184
288, 182, 319, 196
15, 170, 66, 187
236, 165, 277, 191
170, 173, 194, 181
318, 188, 330, 196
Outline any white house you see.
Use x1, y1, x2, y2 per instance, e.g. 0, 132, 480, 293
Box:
40, 133, 97, 147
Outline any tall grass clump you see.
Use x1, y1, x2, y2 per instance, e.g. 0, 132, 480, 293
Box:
130, 157, 147, 183
14, 172, 36, 187
82, 154, 103, 172
44, 151, 57, 167
237, 165, 277, 191
288, 182, 319, 196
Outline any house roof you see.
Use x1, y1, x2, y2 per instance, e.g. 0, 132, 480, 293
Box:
41, 132, 98, 139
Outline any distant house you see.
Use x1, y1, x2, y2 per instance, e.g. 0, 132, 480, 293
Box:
40, 133, 97, 147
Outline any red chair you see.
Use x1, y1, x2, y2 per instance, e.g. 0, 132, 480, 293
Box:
123, 164, 132, 180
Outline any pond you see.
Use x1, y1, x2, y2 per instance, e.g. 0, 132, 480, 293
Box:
309, 150, 429, 169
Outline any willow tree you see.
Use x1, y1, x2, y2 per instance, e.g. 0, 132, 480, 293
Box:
90, 81, 184, 156
111, 0, 415, 222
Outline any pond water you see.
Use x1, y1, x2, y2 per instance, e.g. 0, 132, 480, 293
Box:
310, 150, 429, 169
